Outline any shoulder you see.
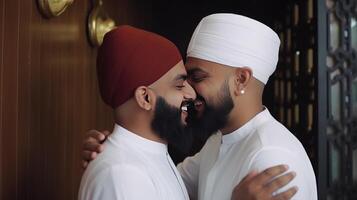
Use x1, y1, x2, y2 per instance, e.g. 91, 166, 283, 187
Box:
248, 146, 299, 169
79, 164, 158, 200
90, 140, 149, 171
250, 116, 303, 150
247, 147, 317, 199
84, 163, 152, 185
245, 117, 310, 168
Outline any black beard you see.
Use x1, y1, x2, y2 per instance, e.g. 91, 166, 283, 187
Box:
190, 81, 234, 143
151, 97, 194, 154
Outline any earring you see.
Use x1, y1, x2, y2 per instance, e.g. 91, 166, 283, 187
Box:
240, 90, 245, 94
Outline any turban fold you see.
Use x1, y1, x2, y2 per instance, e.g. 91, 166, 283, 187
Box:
187, 14, 280, 84
97, 25, 182, 109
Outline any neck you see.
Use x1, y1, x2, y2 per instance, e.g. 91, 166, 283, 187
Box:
220, 100, 264, 135
114, 101, 167, 144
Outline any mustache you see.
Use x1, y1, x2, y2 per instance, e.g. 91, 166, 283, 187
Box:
195, 95, 206, 104
189, 95, 206, 111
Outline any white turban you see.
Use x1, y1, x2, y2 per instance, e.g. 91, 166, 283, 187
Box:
187, 14, 281, 84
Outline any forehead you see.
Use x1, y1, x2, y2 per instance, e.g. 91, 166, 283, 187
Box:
185, 57, 210, 71
165, 61, 187, 78
151, 60, 186, 86
185, 57, 232, 74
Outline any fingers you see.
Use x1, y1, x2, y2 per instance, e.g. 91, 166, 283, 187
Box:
87, 130, 107, 142
272, 186, 298, 200
102, 130, 111, 137
253, 164, 289, 186
231, 170, 261, 200
240, 170, 259, 183
82, 160, 88, 169
266, 171, 296, 194
82, 150, 98, 161
81, 129, 110, 169
82, 141, 103, 153
82, 130, 108, 153
231, 165, 296, 200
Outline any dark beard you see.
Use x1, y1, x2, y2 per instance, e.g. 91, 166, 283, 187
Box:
190, 81, 234, 144
151, 97, 194, 154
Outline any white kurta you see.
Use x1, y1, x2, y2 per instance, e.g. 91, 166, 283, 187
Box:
177, 108, 317, 200
79, 124, 189, 200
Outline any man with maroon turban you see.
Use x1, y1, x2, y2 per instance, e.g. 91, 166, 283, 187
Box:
78, 25, 196, 200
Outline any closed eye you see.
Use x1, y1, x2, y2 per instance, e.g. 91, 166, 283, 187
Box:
174, 74, 188, 89
190, 76, 205, 83
188, 67, 208, 83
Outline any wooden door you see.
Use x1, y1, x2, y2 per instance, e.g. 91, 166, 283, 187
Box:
0, 0, 152, 199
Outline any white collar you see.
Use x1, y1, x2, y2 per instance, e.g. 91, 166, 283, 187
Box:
221, 107, 271, 145
108, 124, 168, 155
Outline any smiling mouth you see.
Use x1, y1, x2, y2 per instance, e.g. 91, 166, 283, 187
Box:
181, 100, 196, 112
193, 99, 205, 116
180, 101, 195, 125
194, 100, 203, 108
181, 103, 189, 112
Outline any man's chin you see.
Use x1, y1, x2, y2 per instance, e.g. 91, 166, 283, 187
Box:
180, 118, 192, 129
151, 97, 194, 154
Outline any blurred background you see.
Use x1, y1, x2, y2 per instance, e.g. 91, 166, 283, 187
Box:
0, 0, 356, 199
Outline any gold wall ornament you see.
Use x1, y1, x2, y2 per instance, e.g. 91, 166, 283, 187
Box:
37, 0, 74, 18
88, 0, 116, 47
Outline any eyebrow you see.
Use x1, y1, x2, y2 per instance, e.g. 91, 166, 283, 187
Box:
187, 67, 208, 76
174, 74, 188, 81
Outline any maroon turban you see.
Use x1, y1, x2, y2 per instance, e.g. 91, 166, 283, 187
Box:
97, 25, 182, 109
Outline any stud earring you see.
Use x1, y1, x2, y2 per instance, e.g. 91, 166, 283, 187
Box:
240, 90, 245, 94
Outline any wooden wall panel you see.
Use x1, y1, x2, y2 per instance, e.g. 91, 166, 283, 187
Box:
0, 0, 152, 199
2, 0, 20, 199
0, 0, 4, 198
17, 1, 32, 199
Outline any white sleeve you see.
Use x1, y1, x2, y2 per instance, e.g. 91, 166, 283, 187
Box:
176, 152, 201, 200
247, 147, 314, 200
82, 165, 159, 200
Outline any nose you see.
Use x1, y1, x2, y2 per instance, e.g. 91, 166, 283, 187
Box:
183, 82, 197, 100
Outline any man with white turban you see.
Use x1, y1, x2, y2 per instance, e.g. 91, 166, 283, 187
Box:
179, 13, 317, 200
82, 14, 316, 200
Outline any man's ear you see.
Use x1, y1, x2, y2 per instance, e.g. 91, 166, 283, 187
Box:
134, 86, 156, 111
233, 67, 252, 96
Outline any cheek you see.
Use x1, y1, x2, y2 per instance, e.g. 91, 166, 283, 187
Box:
196, 85, 224, 108
194, 82, 216, 98
162, 93, 183, 107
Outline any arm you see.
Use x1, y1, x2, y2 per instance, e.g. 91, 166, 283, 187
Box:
176, 152, 201, 200
247, 147, 312, 199
80, 165, 158, 200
